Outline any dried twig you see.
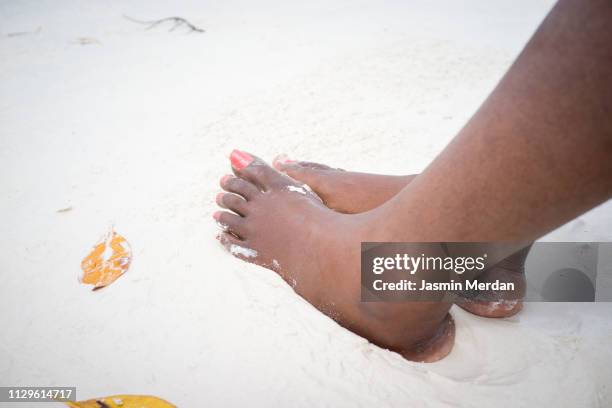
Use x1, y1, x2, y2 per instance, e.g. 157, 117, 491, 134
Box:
123, 15, 205, 33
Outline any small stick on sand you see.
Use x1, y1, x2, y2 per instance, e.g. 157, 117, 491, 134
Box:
123, 15, 205, 33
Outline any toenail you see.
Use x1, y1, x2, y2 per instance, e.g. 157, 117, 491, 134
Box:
216, 192, 225, 203
230, 149, 253, 170
273, 154, 295, 169
212, 211, 221, 220
220, 174, 233, 185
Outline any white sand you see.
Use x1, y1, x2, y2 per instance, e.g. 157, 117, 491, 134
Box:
1, 0, 612, 406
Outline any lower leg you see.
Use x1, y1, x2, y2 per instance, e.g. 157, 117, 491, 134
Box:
368, 0, 612, 244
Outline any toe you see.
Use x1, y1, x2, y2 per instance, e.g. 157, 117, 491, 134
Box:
216, 192, 248, 216
216, 232, 259, 262
272, 159, 327, 191
216, 231, 241, 249
220, 174, 260, 199
230, 149, 291, 191
273, 154, 335, 172
272, 154, 297, 171
213, 210, 248, 239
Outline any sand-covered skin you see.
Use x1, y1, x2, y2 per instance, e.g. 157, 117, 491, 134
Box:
1, 0, 611, 406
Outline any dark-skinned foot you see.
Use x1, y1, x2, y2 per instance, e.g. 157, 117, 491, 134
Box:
453, 246, 529, 318
273, 155, 529, 318
272, 154, 415, 214
214, 150, 455, 362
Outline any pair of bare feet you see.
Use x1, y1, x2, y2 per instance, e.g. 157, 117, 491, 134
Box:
213, 150, 527, 362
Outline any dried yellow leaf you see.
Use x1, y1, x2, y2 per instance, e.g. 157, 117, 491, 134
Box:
66, 394, 175, 407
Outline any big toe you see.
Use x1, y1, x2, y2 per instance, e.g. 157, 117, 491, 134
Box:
273, 154, 335, 172
272, 154, 334, 187
230, 149, 291, 191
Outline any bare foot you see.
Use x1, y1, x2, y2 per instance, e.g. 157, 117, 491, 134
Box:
453, 246, 529, 318
273, 155, 528, 318
272, 154, 415, 214
214, 150, 455, 362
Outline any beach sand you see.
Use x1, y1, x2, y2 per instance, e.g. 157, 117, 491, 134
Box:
1, 0, 611, 406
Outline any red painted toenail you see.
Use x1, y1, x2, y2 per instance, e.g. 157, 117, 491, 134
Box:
216, 192, 225, 203
273, 154, 295, 169
212, 211, 221, 220
230, 149, 253, 170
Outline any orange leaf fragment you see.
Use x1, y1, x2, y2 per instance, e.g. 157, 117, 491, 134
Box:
80, 229, 132, 290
